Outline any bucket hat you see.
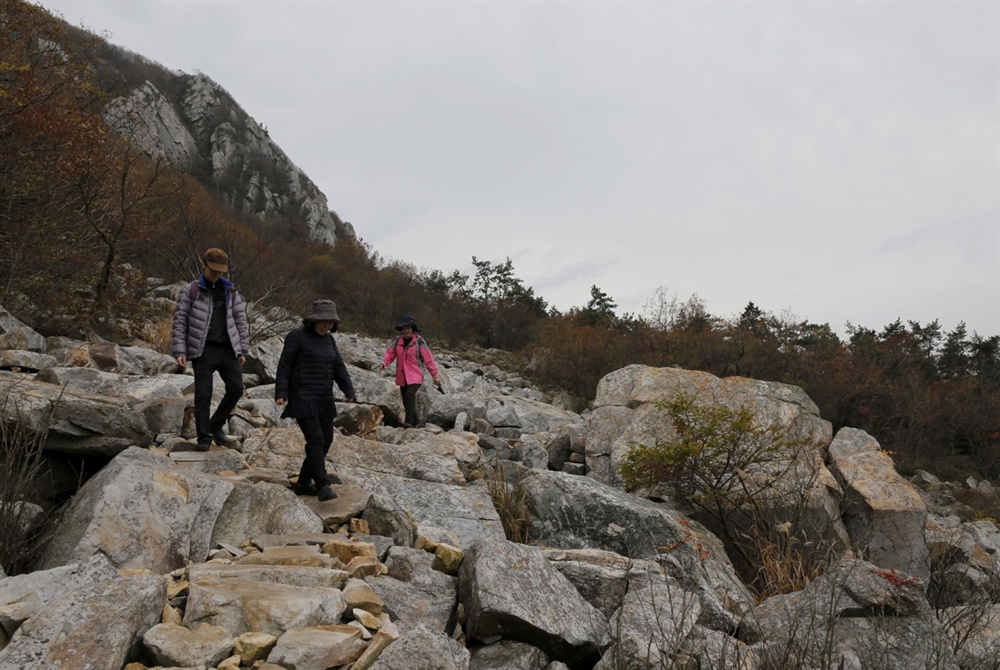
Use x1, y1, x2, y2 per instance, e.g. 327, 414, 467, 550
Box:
395, 316, 420, 332
305, 300, 341, 323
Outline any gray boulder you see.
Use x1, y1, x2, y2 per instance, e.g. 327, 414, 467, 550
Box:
925, 513, 1000, 606
428, 392, 489, 430
470, 639, 550, 669
0, 572, 165, 669
0, 308, 45, 353
513, 437, 550, 470
120, 345, 180, 376
828, 427, 930, 582
542, 430, 574, 472
267, 625, 368, 670
540, 548, 661, 620
352, 366, 407, 424
0, 553, 120, 637
134, 394, 187, 435
211, 479, 324, 548
583, 364, 850, 561
0, 371, 151, 456
123, 373, 193, 403
183, 576, 346, 638
33, 366, 126, 396
459, 536, 610, 667
487, 396, 581, 435
348, 471, 504, 551
508, 463, 756, 635
362, 494, 417, 549
585, 365, 832, 487
368, 546, 458, 634
245, 334, 283, 384
141, 621, 234, 668
38, 447, 233, 572
0, 350, 57, 372
594, 573, 702, 670
478, 434, 515, 464
86, 341, 149, 374
241, 427, 478, 488
241, 427, 502, 550
335, 432, 478, 486
39, 447, 320, 573
580, 405, 635, 484
369, 623, 471, 670
749, 556, 952, 669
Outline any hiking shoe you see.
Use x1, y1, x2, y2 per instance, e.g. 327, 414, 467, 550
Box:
212, 429, 237, 448
317, 484, 338, 502
194, 440, 211, 452
291, 480, 317, 496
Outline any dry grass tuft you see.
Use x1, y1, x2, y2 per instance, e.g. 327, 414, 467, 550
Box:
485, 459, 531, 544
0, 384, 58, 575
139, 314, 174, 355
743, 522, 828, 600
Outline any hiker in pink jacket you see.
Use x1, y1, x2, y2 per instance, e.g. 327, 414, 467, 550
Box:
381, 316, 440, 428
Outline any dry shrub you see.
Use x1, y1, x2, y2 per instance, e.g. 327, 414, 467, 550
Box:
621, 391, 841, 599
951, 486, 1000, 527
743, 522, 828, 600
0, 383, 57, 574
138, 313, 174, 355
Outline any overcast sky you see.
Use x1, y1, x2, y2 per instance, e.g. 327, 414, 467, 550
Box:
37, 0, 1000, 339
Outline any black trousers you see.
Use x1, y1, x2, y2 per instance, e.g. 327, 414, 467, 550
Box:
400, 384, 421, 426
296, 414, 335, 486
191, 343, 244, 444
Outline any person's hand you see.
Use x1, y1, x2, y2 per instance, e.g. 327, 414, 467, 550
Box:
176, 355, 186, 367
275, 398, 286, 406
380, 363, 386, 370
346, 397, 356, 403
238, 355, 246, 365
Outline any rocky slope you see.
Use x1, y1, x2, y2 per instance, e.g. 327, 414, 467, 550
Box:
105, 72, 352, 246
1, 303, 999, 669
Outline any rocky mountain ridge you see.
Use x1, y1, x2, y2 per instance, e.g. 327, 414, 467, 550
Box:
1, 303, 999, 669
105, 71, 352, 246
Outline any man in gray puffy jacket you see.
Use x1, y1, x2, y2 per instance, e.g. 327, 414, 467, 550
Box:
171, 248, 250, 450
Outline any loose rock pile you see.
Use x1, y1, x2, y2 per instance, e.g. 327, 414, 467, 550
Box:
1, 304, 999, 669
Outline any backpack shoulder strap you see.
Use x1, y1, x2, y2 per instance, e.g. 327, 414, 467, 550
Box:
188, 281, 199, 302
415, 336, 427, 368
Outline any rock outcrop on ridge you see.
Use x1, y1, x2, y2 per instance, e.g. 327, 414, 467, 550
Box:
104, 73, 351, 247
1, 304, 999, 669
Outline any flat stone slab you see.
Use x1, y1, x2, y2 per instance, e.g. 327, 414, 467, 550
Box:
295, 485, 372, 527
339, 469, 504, 550
189, 563, 350, 590
252, 533, 336, 549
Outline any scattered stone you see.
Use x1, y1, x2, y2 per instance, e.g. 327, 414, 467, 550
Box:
322, 537, 377, 565
233, 630, 278, 664
343, 577, 384, 617
141, 621, 233, 668
267, 625, 368, 670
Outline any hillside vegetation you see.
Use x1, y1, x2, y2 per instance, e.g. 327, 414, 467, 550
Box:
2, 0, 998, 482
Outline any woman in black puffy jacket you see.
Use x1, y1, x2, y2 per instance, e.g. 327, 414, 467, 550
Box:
275, 300, 356, 501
